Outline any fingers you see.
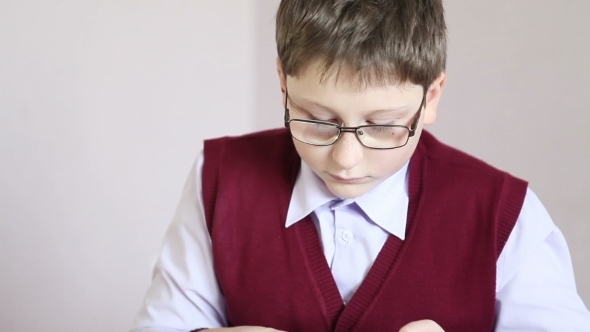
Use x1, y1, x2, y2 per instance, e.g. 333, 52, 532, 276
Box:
399, 319, 444, 332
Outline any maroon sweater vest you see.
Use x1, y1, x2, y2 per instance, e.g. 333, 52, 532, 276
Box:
202, 129, 527, 332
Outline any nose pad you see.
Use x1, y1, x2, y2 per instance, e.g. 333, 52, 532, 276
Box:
331, 131, 364, 170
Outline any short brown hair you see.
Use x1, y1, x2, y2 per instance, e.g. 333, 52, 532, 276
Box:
276, 0, 447, 89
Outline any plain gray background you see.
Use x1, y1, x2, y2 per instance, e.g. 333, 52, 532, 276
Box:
0, 1, 588, 331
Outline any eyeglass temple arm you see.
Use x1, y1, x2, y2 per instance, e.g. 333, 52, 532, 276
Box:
409, 90, 427, 136
283, 85, 290, 127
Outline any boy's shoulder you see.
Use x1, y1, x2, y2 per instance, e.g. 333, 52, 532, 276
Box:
417, 130, 527, 188
205, 128, 290, 150
207, 128, 289, 141
419, 131, 502, 172
203, 128, 297, 171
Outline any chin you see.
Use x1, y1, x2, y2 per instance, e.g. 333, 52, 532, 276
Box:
326, 183, 372, 199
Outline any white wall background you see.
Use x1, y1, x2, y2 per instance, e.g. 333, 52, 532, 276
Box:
0, 1, 587, 331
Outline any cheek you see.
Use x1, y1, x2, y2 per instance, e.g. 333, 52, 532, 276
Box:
293, 140, 327, 168
367, 147, 415, 175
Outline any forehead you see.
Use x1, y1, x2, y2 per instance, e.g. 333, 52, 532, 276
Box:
295, 61, 412, 89
287, 65, 423, 110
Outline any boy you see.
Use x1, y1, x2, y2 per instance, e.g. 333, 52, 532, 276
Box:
131, 0, 590, 331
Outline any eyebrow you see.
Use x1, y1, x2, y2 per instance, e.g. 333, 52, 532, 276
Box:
288, 95, 411, 116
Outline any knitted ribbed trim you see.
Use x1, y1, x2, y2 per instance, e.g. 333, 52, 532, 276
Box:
202, 137, 226, 232
297, 218, 345, 330
495, 173, 528, 258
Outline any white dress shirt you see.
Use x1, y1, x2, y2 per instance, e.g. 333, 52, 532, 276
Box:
131, 151, 590, 332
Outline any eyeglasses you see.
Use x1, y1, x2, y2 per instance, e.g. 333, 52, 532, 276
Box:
283, 87, 426, 150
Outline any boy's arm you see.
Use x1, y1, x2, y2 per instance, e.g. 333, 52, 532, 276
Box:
130, 152, 227, 332
495, 188, 590, 331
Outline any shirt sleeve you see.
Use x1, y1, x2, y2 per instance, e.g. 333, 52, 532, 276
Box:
130, 151, 227, 332
495, 188, 590, 331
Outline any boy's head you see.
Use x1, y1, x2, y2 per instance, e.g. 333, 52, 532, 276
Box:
276, 0, 447, 90
275, 0, 448, 198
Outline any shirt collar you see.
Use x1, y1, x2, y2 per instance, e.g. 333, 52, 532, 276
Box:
286, 161, 410, 240
285, 162, 337, 228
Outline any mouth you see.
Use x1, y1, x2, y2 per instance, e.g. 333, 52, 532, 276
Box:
328, 174, 366, 184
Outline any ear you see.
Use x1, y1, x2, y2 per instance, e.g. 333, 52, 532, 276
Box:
423, 72, 447, 126
276, 57, 287, 93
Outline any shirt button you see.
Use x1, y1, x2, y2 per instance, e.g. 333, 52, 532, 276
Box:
341, 230, 354, 242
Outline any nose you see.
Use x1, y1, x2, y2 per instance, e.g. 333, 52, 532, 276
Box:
331, 131, 364, 171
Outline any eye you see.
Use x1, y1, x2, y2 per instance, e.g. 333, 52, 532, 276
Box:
288, 100, 340, 124
311, 115, 339, 124
302, 110, 338, 123
367, 120, 396, 126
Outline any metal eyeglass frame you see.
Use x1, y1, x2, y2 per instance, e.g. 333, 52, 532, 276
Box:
283, 86, 427, 150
